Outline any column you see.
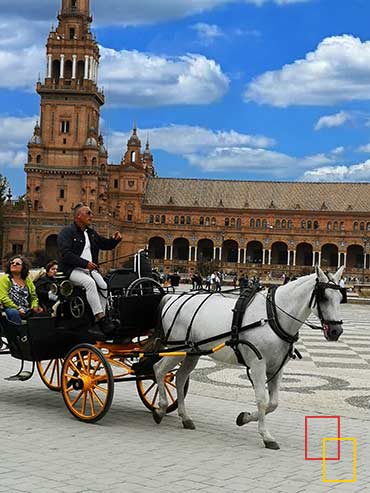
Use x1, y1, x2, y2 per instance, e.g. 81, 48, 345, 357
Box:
95, 62, 99, 84
47, 54, 52, 78
318, 251, 322, 266
84, 55, 89, 79
194, 246, 198, 262
164, 245, 168, 260
238, 248, 241, 264
188, 246, 192, 262
268, 249, 271, 265
60, 54, 65, 79
343, 252, 347, 268
219, 247, 222, 261
312, 252, 316, 267
89, 56, 94, 80
213, 247, 217, 260
364, 254, 367, 270
72, 54, 77, 79
287, 250, 290, 266
170, 245, 173, 261
263, 249, 268, 265
337, 253, 341, 269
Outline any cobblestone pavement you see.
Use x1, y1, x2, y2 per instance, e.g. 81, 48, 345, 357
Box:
0, 303, 369, 492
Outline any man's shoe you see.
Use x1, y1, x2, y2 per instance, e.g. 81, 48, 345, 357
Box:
88, 324, 106, 341
98, 317, 117, 335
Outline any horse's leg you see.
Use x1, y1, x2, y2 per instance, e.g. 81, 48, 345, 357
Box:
266, 370, 283, 415
176, 355, 200, 430
236, 361, 280, 450
152, 355, 183, 425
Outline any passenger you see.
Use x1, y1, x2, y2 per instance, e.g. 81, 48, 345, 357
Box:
0, 256, 43, 325
35, 260, 59, 312
57, 203, 122, 340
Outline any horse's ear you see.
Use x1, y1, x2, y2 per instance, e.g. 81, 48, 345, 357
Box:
333, 265, 345, 283
315, 265, 327, 282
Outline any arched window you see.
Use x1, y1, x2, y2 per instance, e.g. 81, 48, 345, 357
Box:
367, 222, 370, 231
36, 155, 42, 164
180, 216, 185, 225
301, 220, 306, 229
340, 222, 344, 231
281, 219, 286, 229
236, 218, 241, 228
92, 157, 97, 167
307, 220, 312, 229
200, 217, 204, 225
275, 219, 280, 229
225, 217, 230, 226
149, 215, 154, 224
28, 153, 32, 163
314, 221, 319, 230
174, 216, 179, 224
353, 222, 358, 231
333, 221, 338, 231
211, 217, 216, 226
360, 222, 365, 231
161, 215, 166, 224
186, 216, 191, 224
155, 215, 160, 223
256, 219, 261, 228
250, 218, 255, 228
230, 218, 235, 227
262, 219, 267, 229
131, 151, 136, 162
205, 217, 210, 226
327, 222, 332, 231
288, 220, 293, 229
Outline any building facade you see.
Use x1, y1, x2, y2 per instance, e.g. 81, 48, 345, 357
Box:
3, 0, 370, 279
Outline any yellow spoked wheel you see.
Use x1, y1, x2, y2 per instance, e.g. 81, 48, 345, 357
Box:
61, 344, 114, 423
136, 365, 189, 414
37, 359, 63, 392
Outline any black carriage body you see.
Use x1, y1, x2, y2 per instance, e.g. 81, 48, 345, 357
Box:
1, 315, 93, 362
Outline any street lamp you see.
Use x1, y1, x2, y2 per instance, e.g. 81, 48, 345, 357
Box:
25, 196, 32, 255
362, 236, 369, 283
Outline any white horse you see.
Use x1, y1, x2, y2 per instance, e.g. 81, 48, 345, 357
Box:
152, 266, 345, 450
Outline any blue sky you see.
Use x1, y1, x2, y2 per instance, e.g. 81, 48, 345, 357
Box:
2, 0, 370, 196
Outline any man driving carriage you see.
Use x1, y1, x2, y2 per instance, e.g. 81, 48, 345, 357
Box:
57, 203, 122, 340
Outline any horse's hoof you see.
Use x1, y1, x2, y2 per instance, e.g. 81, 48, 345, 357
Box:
183, 419, 196, 430
236, 412, 250, 426
264, 440, 280, 450
152, 410, 163, 425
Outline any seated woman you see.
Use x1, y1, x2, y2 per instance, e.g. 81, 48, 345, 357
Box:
0, 256, 43, 325
35, 260, 59, 312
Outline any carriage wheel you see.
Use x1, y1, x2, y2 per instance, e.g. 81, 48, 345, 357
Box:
61, 344, 114, 423
125, 277, 165, 297
37, 359, 63, 392
136, 364, 190, 414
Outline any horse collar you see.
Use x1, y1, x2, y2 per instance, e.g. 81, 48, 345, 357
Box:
266, 286, 299, 344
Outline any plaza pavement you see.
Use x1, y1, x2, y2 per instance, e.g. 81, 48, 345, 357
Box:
0, 299, 369, 493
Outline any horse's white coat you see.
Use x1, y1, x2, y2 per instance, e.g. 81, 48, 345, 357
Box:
153, 266, 345, 449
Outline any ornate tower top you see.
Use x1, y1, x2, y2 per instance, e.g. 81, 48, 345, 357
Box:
61, 0, 91, 21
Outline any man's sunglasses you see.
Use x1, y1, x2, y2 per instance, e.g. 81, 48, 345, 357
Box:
10, 261, 22, 266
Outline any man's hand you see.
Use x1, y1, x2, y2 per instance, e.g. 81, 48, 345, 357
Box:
86, 261, 98, 271
33, 306, 44, 313
112, 231, 122, 241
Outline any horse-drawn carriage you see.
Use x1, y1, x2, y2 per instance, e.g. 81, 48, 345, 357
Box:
0, 251, 187, 423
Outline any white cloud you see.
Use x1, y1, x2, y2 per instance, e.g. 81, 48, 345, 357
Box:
191, 23, 224, 45
314, 111, 350, 131
303, 159, 370, 182
331, 146, 345, 155
0, 0, 313, 26
100, 48, 229, 107
245, 35, 370, 107
0, 115, 37, 168
106, 124, 275, 162
357, 143, 370, 153
0, 45, 43, 90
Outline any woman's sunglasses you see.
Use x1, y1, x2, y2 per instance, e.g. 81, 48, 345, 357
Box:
10, 261, 22, 266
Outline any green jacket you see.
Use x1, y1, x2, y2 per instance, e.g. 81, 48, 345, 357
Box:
0, 274, 39, 310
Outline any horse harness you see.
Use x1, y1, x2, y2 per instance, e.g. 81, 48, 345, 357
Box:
159, 276, 347, 380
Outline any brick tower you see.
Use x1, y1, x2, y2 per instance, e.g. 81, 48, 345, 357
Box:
26, 0, 108, 218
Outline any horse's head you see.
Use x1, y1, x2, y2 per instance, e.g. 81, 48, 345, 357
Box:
309, 266, 346, 341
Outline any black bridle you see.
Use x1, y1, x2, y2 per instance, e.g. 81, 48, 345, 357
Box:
307, 278, 347, 339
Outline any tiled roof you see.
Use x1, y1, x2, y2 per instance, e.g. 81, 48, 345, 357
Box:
144, 178, 370, 212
